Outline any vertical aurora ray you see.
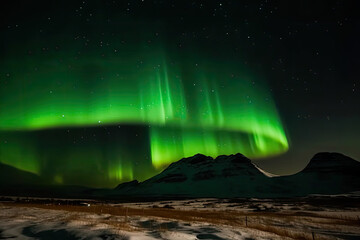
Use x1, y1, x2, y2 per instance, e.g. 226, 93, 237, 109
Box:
108, 158, 134, 183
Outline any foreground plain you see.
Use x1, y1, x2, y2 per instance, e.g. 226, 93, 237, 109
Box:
1, 196, 360, 240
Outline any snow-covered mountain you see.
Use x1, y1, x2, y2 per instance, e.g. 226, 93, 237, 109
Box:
115, 152, 360, 198
127, 153, 276, 198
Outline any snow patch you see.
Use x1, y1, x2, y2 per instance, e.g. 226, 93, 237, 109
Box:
252, 163, 279, 177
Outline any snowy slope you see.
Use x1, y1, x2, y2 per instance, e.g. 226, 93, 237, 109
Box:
251, 163, 279, 177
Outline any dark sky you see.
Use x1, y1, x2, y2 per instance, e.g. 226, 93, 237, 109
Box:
1, 0, 359, 180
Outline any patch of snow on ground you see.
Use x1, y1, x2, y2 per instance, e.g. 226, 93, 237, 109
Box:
0, 205, 281, 240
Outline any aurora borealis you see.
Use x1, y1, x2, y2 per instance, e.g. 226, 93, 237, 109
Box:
0, 37, 288, 186
1, 0, 358, 188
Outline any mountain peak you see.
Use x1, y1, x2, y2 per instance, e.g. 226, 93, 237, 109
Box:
311, 152, 353, 161
183, 154, 213, 165
302, 152, 360, 173
169, 153, 251, 168
216, 153, 251, 164
309, 152, 357, 164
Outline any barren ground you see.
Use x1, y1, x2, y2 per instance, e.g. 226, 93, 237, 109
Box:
0, 196, 359, 239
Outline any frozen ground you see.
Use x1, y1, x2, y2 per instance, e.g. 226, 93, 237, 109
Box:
0, 196, 359, 240
0, 205, 275, 240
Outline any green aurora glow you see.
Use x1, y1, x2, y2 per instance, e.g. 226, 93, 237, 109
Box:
0, 25, 288, 187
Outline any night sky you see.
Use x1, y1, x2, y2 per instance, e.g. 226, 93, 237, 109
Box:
0, 0, 359, 187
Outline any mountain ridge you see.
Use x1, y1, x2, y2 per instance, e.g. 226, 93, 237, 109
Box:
114, 152, 360, 198
1, 152, 359, 199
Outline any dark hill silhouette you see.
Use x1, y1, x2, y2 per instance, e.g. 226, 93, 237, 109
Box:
0, 162, 92, 198
0, 162, 42, 186
276, 152, 360, 196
